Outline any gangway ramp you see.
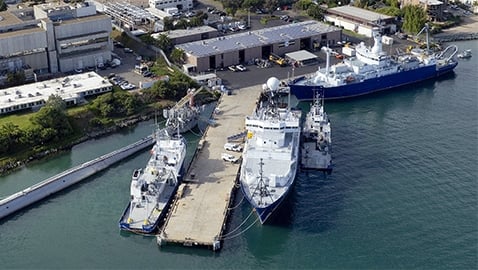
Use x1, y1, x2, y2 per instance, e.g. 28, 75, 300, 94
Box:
157, 85, 260, 250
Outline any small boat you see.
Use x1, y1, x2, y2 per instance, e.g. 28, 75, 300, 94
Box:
240, 77, 302, 224
164, 88, 203, 133
457, 49, 472, 59
119, 127, 186, 234
301, 92, 332, 173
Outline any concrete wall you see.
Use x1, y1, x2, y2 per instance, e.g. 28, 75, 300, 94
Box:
54, 16, 111, 40
357, 26, 373, 37
272, 39, 301, 56
58, 51, 111, 71
0, 31, 48, 56
245, 47, 262, 62
173, 31, 219, 45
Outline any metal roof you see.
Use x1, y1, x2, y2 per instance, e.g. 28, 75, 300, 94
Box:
285, 50, 318, 62
328, 6, 394, 22
176, 21, 340, 58
152, 26, 217, 40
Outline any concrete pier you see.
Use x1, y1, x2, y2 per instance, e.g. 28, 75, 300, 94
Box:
157, 84, 260, 250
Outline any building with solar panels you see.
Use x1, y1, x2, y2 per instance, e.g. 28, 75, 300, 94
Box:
324, 6, 396, 38
176, 21, 342, 73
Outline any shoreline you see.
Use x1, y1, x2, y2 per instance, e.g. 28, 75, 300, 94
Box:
0, 113, 155, 176
433, 14, 478, 42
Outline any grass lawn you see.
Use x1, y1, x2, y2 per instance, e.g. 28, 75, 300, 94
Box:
0, 112, 34, 129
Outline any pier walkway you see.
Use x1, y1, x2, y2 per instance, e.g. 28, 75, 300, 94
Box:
157, 84, 260, 250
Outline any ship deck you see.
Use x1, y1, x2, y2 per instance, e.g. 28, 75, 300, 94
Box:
157, 85, 260, 250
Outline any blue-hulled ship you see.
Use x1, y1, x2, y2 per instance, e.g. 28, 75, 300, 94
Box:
289, 26, 458, 101
240, 77, 301, 224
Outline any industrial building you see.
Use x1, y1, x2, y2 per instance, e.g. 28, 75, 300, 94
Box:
148, 0, 192, 11
324, 6, 396, 37
0, 72, 112, 115
152, 26, 219, 45
176, 21, 342, 73
0, 1, 111, 84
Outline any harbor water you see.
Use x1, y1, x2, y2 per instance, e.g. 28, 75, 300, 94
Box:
0, 40, 477, 269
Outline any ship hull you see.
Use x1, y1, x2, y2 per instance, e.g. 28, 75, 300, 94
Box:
118, 179, 180, 234
290, 63, 457, 101
240, 179, 293, 224
119, 132, 186, 234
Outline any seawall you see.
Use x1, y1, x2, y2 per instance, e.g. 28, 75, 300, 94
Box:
0, 135, 154, 220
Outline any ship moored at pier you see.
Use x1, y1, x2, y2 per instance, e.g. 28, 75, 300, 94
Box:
288, 26, 459, 101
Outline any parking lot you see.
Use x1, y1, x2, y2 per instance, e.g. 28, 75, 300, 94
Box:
94, 46, 155, 90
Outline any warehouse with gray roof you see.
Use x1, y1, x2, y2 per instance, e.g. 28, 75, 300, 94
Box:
176, 21, 342, 73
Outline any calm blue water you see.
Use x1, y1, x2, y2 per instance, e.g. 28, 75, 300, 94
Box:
0, 40, 477, 269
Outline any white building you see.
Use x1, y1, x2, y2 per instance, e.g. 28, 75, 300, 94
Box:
148, 0, 193, 11
0, 72, 112, 115
324, 6, 397, 37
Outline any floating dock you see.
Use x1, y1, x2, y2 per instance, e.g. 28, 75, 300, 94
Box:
157, 84, 260, 251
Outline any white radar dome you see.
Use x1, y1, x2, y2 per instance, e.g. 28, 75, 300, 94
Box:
266, 77, 280, 91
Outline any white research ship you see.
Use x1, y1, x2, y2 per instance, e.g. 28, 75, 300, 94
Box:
119, 127, 186, 233
240, 77, 302, 224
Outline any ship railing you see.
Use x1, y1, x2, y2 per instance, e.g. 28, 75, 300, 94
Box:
436, 45, 458, 62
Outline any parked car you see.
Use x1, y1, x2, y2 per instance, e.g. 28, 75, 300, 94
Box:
124, 48, 133, 53
224, 143, 243, 152
221, 153, 240, 163
185, 11, 196, 17
236, 64, 247, 72
228, 65, 238, 72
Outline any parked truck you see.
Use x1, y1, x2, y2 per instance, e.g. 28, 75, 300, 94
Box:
269, 53, 287, 67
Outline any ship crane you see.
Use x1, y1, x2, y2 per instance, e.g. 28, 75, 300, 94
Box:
174, 87, 204, 109
415, 24, 431, 53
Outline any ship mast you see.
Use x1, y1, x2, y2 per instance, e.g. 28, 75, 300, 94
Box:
251, 158, 274, 206
322, 46, 331, 82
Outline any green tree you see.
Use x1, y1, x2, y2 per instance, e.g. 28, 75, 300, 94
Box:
264, 0, 279, 14
307, 4, 325, 20
155, 34, 173, 53
163, 17, 174, 31
30, 95, 73, 142
0, 122, 24, 154
170, 48, 185, 64
88, 91, 141, 117
0, 0, 7, 11
188, 16, 203, 27
175, 18, 189, 29
402, 5, 427, 34
6, 71, 26, 87
242, 0, 264, 10
295, 0, 313, 10
376, 6, 402, 17
222, 0, 241, 16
